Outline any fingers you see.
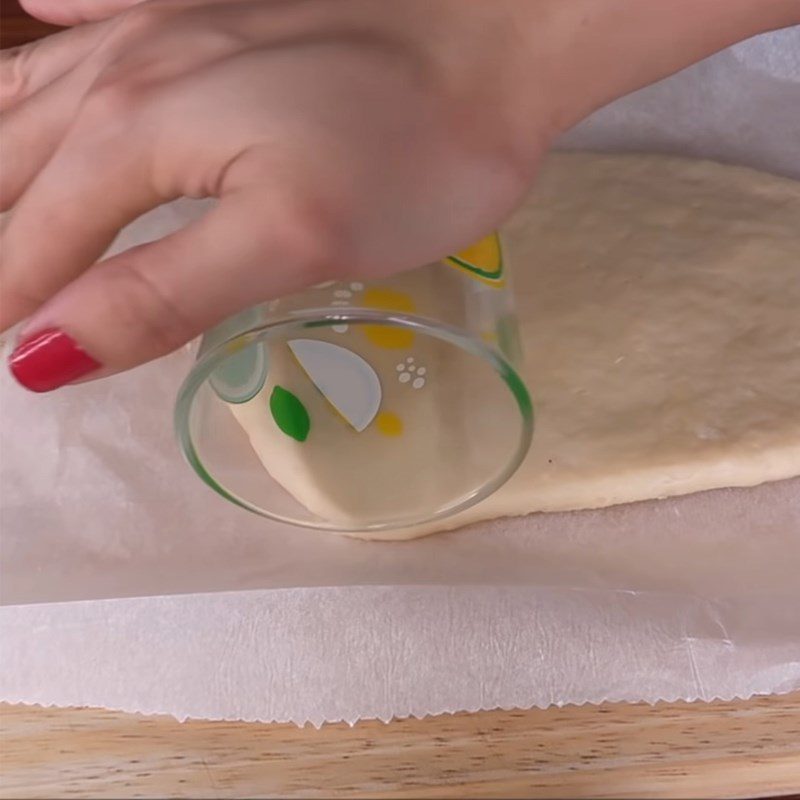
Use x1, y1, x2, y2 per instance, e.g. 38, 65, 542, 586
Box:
0, 22, 105, 110
0, 67, 98, 211
1, 24, 114, 211
8, 190, 330, 390
20, 0, 146, 26
1, 124, 159, 330
1, 8, 252, 213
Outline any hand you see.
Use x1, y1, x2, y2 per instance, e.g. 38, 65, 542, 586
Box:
3, 0, 798, 391
2, 0, 552, 391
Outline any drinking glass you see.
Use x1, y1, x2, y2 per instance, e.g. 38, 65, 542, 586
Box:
175, 232, 533, 532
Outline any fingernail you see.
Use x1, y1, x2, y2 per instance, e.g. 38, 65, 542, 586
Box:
9, 328, 101, 392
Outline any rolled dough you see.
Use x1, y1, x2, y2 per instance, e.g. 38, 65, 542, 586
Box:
234, 152, 800, 539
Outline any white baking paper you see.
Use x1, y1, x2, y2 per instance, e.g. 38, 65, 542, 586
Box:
1, 29, 799, 725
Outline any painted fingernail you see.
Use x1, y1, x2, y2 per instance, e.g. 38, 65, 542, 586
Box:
9, 328, 101, 393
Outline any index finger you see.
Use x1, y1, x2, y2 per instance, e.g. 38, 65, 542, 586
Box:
0, 129, 159, 330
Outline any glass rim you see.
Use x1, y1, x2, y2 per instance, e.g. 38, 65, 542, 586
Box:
175, 307, 534, 532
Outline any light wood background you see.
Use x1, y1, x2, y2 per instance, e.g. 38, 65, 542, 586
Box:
3, 9, 800, 800
3, 695, 800, 799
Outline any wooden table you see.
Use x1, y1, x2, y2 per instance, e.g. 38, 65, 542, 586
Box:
3, 694, 800, 798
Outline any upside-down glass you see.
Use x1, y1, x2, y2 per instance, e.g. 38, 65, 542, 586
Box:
175, 233, 533, 532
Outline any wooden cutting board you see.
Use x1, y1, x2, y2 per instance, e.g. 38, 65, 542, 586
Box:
3, 694, 800, 798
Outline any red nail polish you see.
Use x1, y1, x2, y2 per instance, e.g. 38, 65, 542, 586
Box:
9, 328, 101, 393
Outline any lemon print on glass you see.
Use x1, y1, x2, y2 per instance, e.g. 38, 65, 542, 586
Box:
209, 340, 268, 404
288, 339, 382, 433
270, 385, 311, 442
376, 410, 403, 437
361, 287, 416, 349
445, 232, 505, 287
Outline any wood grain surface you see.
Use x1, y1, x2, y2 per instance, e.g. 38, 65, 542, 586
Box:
3, 695, 800, 799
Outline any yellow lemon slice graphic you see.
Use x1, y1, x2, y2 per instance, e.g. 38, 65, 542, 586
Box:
361, 287, 416, 349
445, 232, 505, 287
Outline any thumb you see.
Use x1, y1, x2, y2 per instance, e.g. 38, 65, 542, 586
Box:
8, 192, 331, 391
20, 0, 145, 26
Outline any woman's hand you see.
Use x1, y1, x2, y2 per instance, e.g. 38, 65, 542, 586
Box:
2, 0, 797, 391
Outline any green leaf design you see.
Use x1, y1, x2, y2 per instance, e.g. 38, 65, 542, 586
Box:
270, 385, 311, 442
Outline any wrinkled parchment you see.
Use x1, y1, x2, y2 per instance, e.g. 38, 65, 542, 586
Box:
1, 29, 799, 724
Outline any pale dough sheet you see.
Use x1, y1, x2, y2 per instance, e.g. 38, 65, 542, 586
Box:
372, 153, 800, 538
236, 152, 800, 540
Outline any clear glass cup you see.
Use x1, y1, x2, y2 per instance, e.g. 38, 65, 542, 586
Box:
175, 232, 533, 532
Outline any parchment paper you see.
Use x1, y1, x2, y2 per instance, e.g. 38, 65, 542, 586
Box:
1, 29, 799, 725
